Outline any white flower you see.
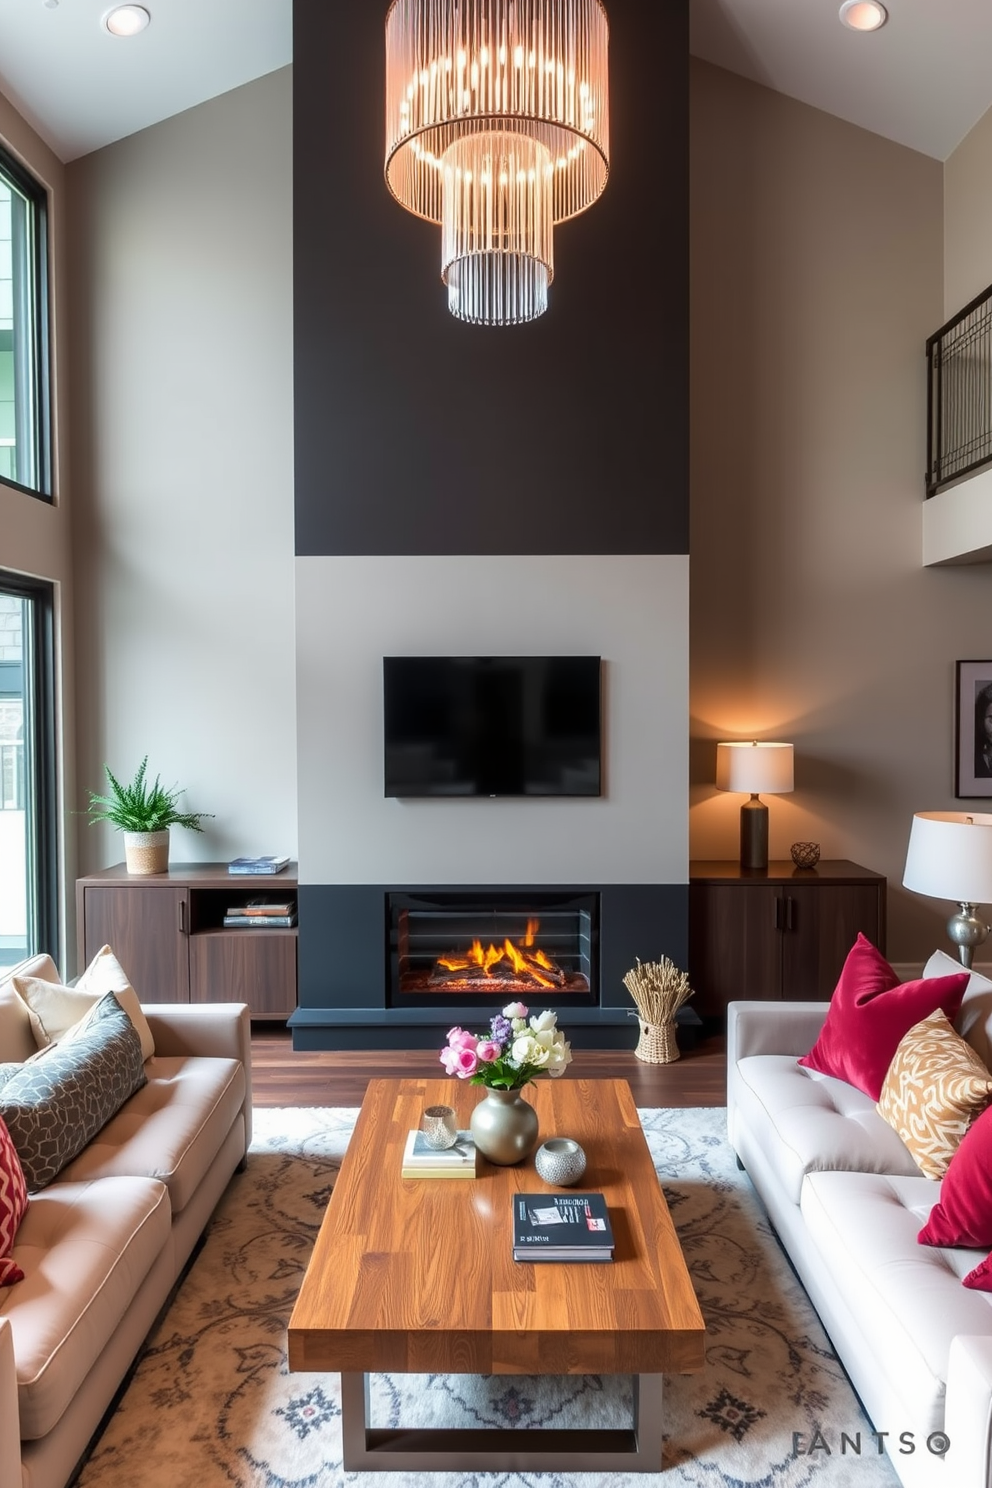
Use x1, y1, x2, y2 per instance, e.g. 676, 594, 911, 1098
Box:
512, 1033, 549, 1067
529, 1009, 557, 1034
503, 1001, 528, 1020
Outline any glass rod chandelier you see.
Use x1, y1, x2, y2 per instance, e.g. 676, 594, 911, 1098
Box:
384, 0, 610, 326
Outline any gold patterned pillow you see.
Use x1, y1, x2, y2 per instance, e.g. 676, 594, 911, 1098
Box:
877, 1009, 992, 1178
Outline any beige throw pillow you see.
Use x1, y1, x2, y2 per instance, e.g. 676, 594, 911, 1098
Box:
877, 1008, 992, 1178
12, 945, 155, 1063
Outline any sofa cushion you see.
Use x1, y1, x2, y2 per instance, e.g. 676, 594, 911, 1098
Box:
57, 1054, 245, 1215
0, 1115, 27, 1287
13, 945, 155, 1063
734, 1052, 922, 1205
919, 1102, 992, 1250
798, 933, 969, 1100
0, 995, 147, 1190
926, 948, 992, 1072
800, 1168, 992, 1433
1, 1175, 170, 1439
0, 955, 59, 1066
877, 1009, 992, 1178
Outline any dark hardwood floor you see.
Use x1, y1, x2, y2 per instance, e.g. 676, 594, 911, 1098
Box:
249, 1026, 728, 1108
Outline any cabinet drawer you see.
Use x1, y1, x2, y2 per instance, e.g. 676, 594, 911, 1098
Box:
188, 930, 297, 1018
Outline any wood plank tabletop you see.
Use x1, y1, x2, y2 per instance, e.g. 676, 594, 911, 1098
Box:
288, 1076, 706, 1378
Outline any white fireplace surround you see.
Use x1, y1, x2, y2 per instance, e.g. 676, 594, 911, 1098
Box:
294, 553, 688, 888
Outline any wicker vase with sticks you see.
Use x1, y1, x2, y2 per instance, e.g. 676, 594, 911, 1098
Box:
622, 956, 695, 1064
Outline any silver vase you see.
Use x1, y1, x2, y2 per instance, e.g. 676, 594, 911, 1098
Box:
469, 1087, 539, 1166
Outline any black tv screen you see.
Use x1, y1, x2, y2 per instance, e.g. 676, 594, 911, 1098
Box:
383, 656, 602, 798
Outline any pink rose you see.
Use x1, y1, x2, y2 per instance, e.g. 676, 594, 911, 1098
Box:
447, 1027, 478, 1052
475, 1039, 501, 1063
449, 1046, 478, 1077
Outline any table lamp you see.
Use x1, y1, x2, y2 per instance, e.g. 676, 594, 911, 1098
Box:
715, 741, 794, 871
902, 810, 992, 968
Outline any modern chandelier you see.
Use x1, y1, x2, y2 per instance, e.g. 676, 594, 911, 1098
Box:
384, 0, 610, 327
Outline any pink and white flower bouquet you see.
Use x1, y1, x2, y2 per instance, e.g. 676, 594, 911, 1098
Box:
440, 1002, 572, 1090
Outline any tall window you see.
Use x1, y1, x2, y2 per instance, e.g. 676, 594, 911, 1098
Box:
0, 148, 50, 499
0, 574, 56, 970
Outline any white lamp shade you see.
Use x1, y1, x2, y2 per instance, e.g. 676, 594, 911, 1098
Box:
715, 741, 794, 796
903, 811, 992, 904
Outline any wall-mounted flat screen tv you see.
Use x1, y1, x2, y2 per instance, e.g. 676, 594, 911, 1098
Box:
383, 656, 602, 798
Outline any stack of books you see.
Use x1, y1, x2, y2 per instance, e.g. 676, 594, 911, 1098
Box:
512, 1193, 615, 1262
223, 900, 297, 928
227, 856, 291, 875
401, 1129, 477, 1179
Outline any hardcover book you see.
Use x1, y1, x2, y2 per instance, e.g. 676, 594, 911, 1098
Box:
401, 1128, 477, 1178
512, 1192, 615, 1262
225, 901, 296, 917
227, 856, 290, 875
223, 914, 297, 928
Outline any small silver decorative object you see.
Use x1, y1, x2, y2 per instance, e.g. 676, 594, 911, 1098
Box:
790, 841, 821, 869
534, 1137, 587, 1187
421, 1104, 459, 1150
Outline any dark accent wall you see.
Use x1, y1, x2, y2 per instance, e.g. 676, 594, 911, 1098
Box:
293, 0, 688, 557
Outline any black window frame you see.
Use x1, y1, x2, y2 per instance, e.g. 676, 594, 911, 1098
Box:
0, 144, 52, 502
0, 569, 58, 962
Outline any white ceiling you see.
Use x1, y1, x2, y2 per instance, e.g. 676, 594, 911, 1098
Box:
0, 0, 988, 166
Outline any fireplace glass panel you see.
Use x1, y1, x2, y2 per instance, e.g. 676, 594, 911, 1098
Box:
388, 891, 598, 1007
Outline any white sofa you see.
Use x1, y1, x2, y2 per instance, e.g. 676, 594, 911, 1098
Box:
727, 950, 992, 1488
0, 954, 252, 1488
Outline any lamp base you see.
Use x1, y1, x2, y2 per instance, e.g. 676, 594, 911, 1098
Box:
946, 903, 990, 969
740, 795, 769, 871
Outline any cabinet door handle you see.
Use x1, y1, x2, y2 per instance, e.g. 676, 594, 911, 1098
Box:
179, 900, 187, 935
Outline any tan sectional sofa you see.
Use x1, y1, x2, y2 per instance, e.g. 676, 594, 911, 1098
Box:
0, 953, 252, 1488
727, 950, 992, 1488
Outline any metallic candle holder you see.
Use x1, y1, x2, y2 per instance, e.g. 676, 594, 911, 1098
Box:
421, 1105, 459, 1150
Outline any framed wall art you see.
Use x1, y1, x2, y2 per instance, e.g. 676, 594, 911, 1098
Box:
955, 660, 992, 798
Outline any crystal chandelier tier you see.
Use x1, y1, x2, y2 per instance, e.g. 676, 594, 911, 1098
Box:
384, 0, 610, 326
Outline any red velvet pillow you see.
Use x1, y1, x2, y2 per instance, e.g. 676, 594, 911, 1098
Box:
797, 933, 969, 1101
919, 1102, 992, 1251
0, 1114, 27, 1286
963, 1254, 992, 1292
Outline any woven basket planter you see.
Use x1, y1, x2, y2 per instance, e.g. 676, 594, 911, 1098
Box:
634, 1017, 679, 1064
123, 829, 170, 875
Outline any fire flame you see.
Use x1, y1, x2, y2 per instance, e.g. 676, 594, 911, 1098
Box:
436, 918, 558, 989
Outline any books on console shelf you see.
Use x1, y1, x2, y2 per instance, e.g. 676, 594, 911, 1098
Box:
401, 1128, 477, 1179
223, 914, 297, 928
224, 901, 296, 917
512, 1192, 615, 1262
227, 856, 290, 875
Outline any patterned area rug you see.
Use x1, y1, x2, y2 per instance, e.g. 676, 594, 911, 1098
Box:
77, 1107, 898, 1488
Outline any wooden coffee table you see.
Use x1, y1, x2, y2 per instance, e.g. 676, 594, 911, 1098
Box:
288, 1076, 706, 1472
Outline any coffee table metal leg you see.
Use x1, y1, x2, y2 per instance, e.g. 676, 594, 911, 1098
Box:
340, 1371, 666, 1472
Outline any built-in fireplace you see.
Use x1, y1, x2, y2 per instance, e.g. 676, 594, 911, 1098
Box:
291, 881, 689, 1050
387, 891, 599, 1008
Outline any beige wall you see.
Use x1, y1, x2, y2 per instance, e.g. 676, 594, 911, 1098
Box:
944, 102, 992, 317
0, 91, 76, 965
65, 69, 297, 900
689, 60, 992, 965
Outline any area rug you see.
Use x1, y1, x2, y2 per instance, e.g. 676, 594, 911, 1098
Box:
76, 1107, 898, 1488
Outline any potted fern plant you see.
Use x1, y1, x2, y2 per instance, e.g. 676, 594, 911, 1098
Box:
86, 757, 213, 874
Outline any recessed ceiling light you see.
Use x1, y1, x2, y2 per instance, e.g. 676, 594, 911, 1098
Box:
839, 1, 888, 31
104, 4, 151, 36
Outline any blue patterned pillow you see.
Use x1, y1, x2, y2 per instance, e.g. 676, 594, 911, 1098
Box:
0, 993, 146, 1190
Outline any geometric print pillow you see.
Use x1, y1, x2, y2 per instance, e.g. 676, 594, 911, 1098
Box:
0, 993, 146, 1191
877, 1009, 992, 1179
0, 1114, 27, 1286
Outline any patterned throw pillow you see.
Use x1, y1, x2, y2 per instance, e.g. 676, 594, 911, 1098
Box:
0, 993, 146, 1191
877, 1009, 992, 1178
0, 1113, 28, 1286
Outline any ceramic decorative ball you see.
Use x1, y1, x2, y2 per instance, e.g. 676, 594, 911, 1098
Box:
534, 1137, 587, 1187
791, 841, 821, 869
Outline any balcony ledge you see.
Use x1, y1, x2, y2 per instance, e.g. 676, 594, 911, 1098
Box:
923, 466, 992, 565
